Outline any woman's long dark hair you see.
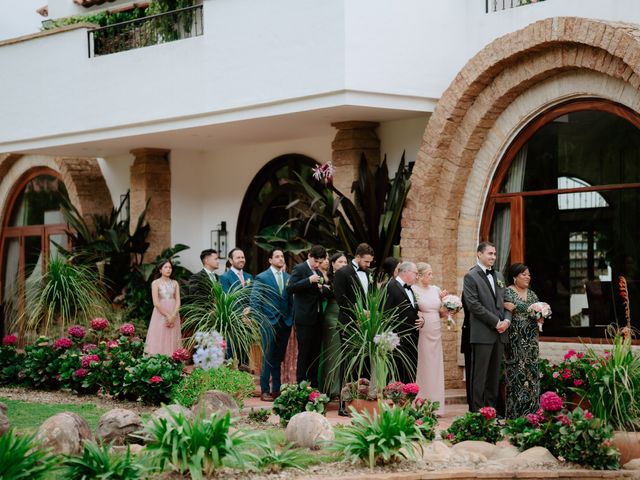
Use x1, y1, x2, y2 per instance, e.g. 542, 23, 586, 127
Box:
328, 251, 347, 281
507, 262, 528, 286
154, 258, 175, 280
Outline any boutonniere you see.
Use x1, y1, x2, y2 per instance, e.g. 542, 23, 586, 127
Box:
245, 279, 252, 287
368, 273, 374, 284
497, 279, 505, 289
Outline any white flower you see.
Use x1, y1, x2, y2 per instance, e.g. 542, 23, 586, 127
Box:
373, 331, 400, 352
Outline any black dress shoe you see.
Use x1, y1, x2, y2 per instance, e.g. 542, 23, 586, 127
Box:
338, 407, 349, 417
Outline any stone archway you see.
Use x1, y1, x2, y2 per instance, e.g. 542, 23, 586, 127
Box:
401, 17, 640, 386
0, 154, 113, 227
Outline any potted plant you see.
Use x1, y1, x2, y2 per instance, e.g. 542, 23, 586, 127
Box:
340, 378, 377, 414
579, 326, 640, 465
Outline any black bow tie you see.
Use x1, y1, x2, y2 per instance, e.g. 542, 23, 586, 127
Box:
403, 283, 413, 290
485, 269, 494, 276
357, 267, 367, 273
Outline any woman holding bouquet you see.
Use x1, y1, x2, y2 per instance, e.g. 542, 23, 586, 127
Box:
413, 262, 446, 416
503, 262, 541, 418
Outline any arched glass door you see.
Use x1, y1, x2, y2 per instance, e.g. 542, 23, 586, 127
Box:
482, 100, 640, 337
0, 169, 69, 334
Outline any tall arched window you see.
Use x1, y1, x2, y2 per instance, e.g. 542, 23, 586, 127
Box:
482, 100, 640, 337
236, 154, 318, 275
0, 169, 69, 334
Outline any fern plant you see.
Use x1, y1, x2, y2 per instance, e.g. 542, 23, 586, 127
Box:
0, 429, 59, 479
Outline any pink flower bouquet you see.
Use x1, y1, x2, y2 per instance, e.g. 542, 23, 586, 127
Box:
527, 301, 551, 332
441, 294, 463, 330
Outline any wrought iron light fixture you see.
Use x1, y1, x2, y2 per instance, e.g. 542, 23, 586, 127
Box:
210, 221, 228, 258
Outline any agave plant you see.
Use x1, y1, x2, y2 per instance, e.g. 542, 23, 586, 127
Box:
180, 281, 266, 362
8, 257, 110, 338
330, 286, 414, 396
255, 152, 411, 265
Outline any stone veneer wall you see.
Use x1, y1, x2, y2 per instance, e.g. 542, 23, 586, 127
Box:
402, 17, 640, 388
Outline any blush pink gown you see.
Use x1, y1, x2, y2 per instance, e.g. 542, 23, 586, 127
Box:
144, 279, 182, 356
413, 284, 445, 415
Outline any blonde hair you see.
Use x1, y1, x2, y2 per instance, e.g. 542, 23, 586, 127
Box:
416, 262, 432, 274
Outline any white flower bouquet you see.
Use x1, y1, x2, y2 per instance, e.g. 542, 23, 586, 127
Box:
527, 302, 551, 332
192, 330, 227, 370
441, 294, 463, 330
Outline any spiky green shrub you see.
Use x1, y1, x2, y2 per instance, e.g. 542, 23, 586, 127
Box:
64, 441, 155, 479
0, 429, 59, 479
243, 434, 311, 473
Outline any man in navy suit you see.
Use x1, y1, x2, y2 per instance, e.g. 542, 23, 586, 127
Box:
252, 248, 292, 401
287, 244, 329, 387
220, 248, 253, 292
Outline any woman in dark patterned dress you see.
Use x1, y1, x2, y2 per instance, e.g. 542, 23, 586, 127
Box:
503, 262, 541, 419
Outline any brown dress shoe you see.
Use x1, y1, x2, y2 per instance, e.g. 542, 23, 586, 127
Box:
271, 391, 281, 399
260, 393, 274, 402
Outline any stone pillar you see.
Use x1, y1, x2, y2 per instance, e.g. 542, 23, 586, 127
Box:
330, 121, 380, 198
129, 148, 171, 261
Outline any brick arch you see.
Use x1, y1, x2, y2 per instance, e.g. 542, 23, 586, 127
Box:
403, 17, 640, 289
0, 155, 113, 227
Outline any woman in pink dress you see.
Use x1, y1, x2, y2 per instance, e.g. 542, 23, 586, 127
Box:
413, 262, 447, 415
144, 259, 182, 356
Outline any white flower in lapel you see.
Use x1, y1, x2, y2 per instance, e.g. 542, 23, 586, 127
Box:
497, 279, 505, 289
245, 279, 252, 287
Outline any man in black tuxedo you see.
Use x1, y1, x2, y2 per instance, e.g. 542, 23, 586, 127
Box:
333, 243, 374, 329
287, 245, 329, 387
384, 261, 424, 383
460, 292, 472, 410
188, 249, 220, 298
463, 241, 511, 412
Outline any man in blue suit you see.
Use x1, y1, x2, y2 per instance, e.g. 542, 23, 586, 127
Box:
220, 248, 253, 292
251, 248, 292, 401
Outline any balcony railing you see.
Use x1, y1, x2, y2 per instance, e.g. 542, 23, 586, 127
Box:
87, 4, 203, 57
486, 0, 546, 13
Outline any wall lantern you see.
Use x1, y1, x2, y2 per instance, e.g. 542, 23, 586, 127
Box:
210, 221, 228, 258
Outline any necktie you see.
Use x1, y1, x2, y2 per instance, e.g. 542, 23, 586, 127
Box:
209, 272, 217, 282
237, 271, 245, 287
403, 283, 413, 290
275, 271, 284, 294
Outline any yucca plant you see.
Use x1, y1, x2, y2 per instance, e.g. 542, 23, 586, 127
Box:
64, 441, 155, 480
0, 429, 60, 479
141, 409, 248, 479
331, 287, 413, 395
583, 327, 640, 431
10, 257, 110, 338
180, 281, 266, 362
329, 402, 425, 469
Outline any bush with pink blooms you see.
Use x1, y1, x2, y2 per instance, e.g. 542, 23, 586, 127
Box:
122, 353, 184, 404
0, 334, 23, 385
381, 380, 421, 405
441, 406, 503, 444
504, 391, 619, 470
21, 337, 66, 389
539, 350, 596, 401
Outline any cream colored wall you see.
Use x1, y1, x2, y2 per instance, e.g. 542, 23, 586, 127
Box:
97, 155, 134, 210
378, 115, 430, 172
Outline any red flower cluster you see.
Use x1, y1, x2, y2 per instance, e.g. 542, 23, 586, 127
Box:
81, 354, 100, 368
67, 325, 86, 339
171, 348, 191, 363
584, 410, 593, 420
91, 318, 109, 331
479, 406, 497, 420
556, 413, 571, 426
149, 375, 163, 384
540, 391, 564, 412
526, 410, 545, 427
74, 368, 89, 378
309, 391, 321, 402
120, 323, 135, 336
82, 343, 97, 353
54, 337, 73, 350
402, 383, 420, 396
564, 349, 577, 360
2, 334, 17, 346
106, 340, 119, 349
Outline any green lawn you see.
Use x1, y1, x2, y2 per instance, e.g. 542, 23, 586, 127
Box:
0, 397, 108, 434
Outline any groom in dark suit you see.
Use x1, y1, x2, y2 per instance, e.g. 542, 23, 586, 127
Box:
251, 248, 292, 401
333, 243, 374, 329
463, 241, 511, 412
287, 245, 329, 387
384, 261, 424, 383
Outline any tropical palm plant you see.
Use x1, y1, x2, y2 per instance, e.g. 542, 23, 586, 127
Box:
180, 282, 265, 363
330, 286, 414, 396
9, 257, 110, 338
255, 153, 411, 264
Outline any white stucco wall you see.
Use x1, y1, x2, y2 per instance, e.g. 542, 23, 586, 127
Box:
97, 154, 134, 209
377, 115, 430, 174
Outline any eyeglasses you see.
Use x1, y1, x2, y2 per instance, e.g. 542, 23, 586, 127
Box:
409, 271, 419, 275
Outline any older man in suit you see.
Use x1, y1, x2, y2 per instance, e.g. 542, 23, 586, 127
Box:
463, 241, 511, 412
287, 244, 329, 387
251, 248, 292, 401
384, 261, 424, 383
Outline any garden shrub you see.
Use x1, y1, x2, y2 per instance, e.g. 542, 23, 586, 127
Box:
171, 366, 255, 408
0, 334, 24, 385
0, 429, 60, 479
272, 381, 329, 426
64, 441, 155, 480
100, 335, 145, 400
21, 336, 65, 389
441, 407, 503, 444
248, 408, 271, 423
330, 402, 427, 468
122, 354, 184, 404
58, 347, 105, 395
243, 434, 311, 473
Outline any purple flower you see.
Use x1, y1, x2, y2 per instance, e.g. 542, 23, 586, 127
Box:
54, 337, 73, 350
540, 391, 564, 412
82, 343, 97, 353
119, 323, 135, 336
90, 318, 109, 331
67, 325, 86, 339
81, 354, 100, 368
74, 368, 89, 378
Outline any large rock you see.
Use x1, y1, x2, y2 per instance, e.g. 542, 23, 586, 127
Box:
0, 401, 8, 436
491, 444, 520, 460
451, 440, 497, 459
498, 446, 559, 469
285, 412, 334, 450
422, 440, 452, 464
623, 458, 640, 470
192, 390, 239, 418
36, 412, 91, 455
95, 408, 143, 445
152, 404, 193, 423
